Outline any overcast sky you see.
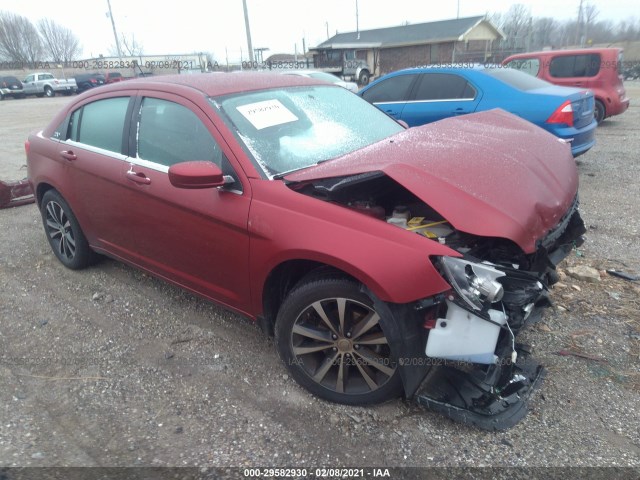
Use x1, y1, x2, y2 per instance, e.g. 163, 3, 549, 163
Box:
8, 0, 637, 61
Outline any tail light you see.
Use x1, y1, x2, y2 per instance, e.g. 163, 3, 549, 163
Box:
24, 140, 30, 156
546, 100, 574, 127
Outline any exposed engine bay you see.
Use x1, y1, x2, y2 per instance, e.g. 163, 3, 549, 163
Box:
289, 171, 586, 430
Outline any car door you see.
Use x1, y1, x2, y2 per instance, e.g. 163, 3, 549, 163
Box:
360, 73, 418, 120
548, 53, 601, 89
23, 74, 36, 95
118, 92, 252, 312
400, 73, 481, 126
57, 94, 136, 249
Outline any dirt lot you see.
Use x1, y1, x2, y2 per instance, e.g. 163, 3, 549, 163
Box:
0, 84, 639, 473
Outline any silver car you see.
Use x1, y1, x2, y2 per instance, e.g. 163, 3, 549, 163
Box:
282, 70, 358, 93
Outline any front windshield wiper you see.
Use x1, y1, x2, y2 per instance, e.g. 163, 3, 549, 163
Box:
272, 162, 327, 180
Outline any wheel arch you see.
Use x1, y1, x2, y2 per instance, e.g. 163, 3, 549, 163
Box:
35, 182, 56, 207
260, 259, 362, 334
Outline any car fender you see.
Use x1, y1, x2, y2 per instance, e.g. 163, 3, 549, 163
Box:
248, 180, 456, 315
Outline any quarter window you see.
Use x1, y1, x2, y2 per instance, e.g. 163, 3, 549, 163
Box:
69, 97, 130, 152
505, 58, 540, 76
137, 98, 223, 167
361, 74, 417, 103
414, 73, 476, 101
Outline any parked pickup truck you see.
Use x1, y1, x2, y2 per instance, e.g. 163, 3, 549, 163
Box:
22, 73, 77, 97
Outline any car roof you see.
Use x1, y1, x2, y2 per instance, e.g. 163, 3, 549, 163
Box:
505, 47, 622, 59
99, 72, 327, 97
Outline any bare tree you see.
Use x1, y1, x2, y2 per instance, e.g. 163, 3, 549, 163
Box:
500, 4, 532, 51
120, 33, 143, 56
38, 18, 81, 63
582, 3, 599, 44
531, 17, 557, 49
0, 11, 43, 66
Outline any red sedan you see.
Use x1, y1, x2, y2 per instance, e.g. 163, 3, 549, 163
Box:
26, 73, 585, 430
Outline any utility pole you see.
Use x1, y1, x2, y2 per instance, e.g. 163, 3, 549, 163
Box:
457, 0, 460, 19
326, 21, 329, 39
575, 0, 584, 46
356, 0, 360, 40
242, 0, 255, 63
106, 0, 122, 61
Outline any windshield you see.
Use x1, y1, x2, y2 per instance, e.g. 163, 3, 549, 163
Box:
306, 72, 343, 83
212, 85, 403, 178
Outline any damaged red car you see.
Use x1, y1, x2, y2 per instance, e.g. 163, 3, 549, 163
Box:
26, 73, 586, 430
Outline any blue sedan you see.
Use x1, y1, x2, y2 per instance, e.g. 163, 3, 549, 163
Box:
358, 66, 597, 157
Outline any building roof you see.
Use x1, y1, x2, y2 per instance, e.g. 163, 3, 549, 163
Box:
314, 16, 504, 50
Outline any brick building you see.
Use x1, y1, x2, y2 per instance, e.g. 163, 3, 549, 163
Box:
311, 16, 505, 78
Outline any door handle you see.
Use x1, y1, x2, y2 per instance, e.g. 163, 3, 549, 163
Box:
60, 150, 77, 161
126, 170, 151, 185
452, 108, 465, 116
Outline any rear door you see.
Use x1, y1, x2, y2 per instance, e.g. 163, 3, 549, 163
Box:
117, 92, 253, 312
400, 73, 480, 125
57, 93, 136, 248
360, 73, 418, 120
548, 53, 601, 89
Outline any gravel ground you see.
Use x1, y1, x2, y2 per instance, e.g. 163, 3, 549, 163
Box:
0, 83, 639, 472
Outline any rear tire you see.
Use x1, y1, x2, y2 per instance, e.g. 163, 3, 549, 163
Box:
40, 190, 97, 270
44, 86, 55, 97
358, 70, 370, 86
594, 100, 605, 124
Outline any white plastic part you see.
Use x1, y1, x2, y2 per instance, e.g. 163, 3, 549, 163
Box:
425, 300, 507, 364
387, 217, 408, 228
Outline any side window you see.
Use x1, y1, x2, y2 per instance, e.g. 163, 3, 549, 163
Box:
414, 73, 475, 101
68, 97, 130, 152
549, 56, 576, 78
549, 55, 600, 78
505, 58, 540, 76
575, 53, 601, 77
361, 74, 417, 103
42, 74, 54, 80
137, 97, 222, 168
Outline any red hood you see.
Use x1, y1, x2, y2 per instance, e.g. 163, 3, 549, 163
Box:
286, 109, 578, 253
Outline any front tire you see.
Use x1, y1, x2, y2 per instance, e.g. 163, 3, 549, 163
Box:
40, 190, 96, 269
275, 278, 402, 405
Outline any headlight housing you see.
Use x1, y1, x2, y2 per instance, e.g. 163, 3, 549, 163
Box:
439, 257, 505, 311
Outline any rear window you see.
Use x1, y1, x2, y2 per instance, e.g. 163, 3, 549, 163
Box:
549, 54, 601, 78
483, 68, 552, 91
504, 58, 540, 76
618, 51, 624, 75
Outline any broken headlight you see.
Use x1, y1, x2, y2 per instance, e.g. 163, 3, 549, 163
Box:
439, 257, 505, 311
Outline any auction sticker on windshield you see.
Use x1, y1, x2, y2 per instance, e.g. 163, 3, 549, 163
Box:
236, 99, 299, 130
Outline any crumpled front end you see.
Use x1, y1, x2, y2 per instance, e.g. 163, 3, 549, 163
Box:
410, 197, 585, 430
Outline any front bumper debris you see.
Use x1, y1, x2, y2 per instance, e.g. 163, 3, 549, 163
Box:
0, 179, 35, 209
415, 344, 544, 431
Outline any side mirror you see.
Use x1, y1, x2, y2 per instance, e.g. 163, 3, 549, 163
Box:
168, 161, 225, 189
